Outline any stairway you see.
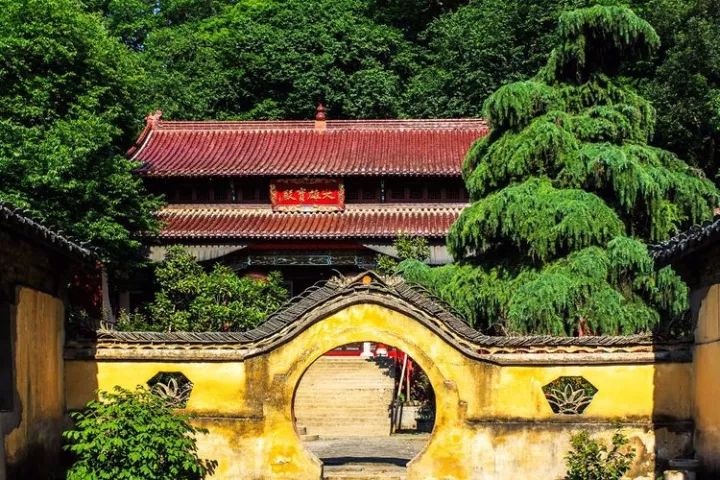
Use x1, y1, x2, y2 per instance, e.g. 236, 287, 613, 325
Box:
294, 356, 395, 438
322, 463, 407, 479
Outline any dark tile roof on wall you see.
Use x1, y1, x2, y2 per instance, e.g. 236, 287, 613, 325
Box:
157, 204, 465, 240
128, 112, 488, 177
0, 203, 95, 261
650, 215, 720, 265
74, 272, 690, 366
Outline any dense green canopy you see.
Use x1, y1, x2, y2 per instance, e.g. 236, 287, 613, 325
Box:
0, 0, 161, 272
399, 4, 717, 335
1, 0, 719, 283
117, 247, 288, 332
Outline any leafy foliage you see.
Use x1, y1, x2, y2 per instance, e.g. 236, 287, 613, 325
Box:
63, 386, 216, 480
132, 0, 418, 120
375, 234, 430, 275
631, 0, 720, 178
118, 247, 288, 332
404, 0, 586, 118
0, 0, 162, 272
3, 0, 719, 292
564, 430, 635, 480
407, 0, 720, 180
401, 4, 716, 335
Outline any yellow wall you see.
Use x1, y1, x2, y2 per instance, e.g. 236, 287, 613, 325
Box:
694, 284, 720, 475
66, 303, 693, 479
3, 287, 65, 474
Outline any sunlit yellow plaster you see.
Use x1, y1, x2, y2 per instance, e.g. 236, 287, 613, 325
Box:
4, 288, 64, 467
694, 284, 720, 473
65, 302, 694, 479
66, 361, 249, 415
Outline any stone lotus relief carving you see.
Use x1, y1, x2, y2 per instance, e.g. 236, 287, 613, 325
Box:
147, 371, 194, 409
542, 376, 598, 415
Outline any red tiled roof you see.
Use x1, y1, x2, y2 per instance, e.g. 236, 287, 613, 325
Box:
129, 112, 488, 177
157, 204, 465, 239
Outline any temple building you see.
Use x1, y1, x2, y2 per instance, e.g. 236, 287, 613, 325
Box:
129, 106, 488, 296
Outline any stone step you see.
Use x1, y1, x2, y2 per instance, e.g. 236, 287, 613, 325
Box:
304, 368, 394, 374
295, 418, 392, 427
295, 407, 392, 415
296, 381, 395, 388
295, 419, 391, 428
295, 393, 394, 400
295, 418, 391, 426
303, 376, 393, 380
295, 357, 398, 438
323, 464, 407, 480
295, 409, 391, 416
307, 361, 390, 366
303, 375, 394, 380
299, 378, 394, 384
295, 406, 392, 412
304, 374, 393, 378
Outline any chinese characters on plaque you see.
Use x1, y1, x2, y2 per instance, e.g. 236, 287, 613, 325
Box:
270, 179, 345, 211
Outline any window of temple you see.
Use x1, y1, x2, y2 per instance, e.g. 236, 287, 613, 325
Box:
344, 180, 380, 203
345, 188, 359, 202
427, 187, 442, 201
160, 185, 176, 202
389, 187, 405, 201
258, 186, 270, 202
177, 186, 193, 202
362, 187, 378, 201
445, 188, 460, 201
235, 180, 270, 203
213, 185, 230, 202
240, 186, 255, 202
196, 185, 210, 203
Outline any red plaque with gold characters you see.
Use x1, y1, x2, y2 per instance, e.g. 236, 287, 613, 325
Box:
270, 179, 345, 211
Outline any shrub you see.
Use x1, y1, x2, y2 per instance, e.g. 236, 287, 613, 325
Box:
375, 234, 431, 275
64, 386, 216, 480
564, 430, 635, 480
115, 246, 288, 332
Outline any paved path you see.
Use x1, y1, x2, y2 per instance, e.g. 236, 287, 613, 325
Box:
305, 434, 430, 467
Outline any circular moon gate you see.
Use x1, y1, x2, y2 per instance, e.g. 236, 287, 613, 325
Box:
261, 302, 467, 479
291, 342, 437, 470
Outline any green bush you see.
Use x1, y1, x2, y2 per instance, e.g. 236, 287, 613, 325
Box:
375, 233, 431, 275
118, 246, 288, 332
564, 430, 635, 480
63, 386, 216, 480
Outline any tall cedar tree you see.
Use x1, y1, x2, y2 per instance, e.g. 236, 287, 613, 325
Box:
399, 4, 718, 335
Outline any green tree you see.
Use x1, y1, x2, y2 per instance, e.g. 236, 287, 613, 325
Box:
631, 0, 720, 178
85, 0, 232, 50
136, 0, 418, 120
404, 0, 586, 118
564, 430, 635, 480
376, 234, 431, 275
119, 247, 288, 332
64, 386, 216, 480
369, 0, 467, 39
0, 0, 161, 272
400, 4, 717, 335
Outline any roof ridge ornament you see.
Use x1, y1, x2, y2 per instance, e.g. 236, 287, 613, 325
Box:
146, 110, 163, 129
314, 102, 326, 131
127, 110, 164, 159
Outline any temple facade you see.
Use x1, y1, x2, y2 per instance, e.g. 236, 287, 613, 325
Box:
129, 106, 488, 296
